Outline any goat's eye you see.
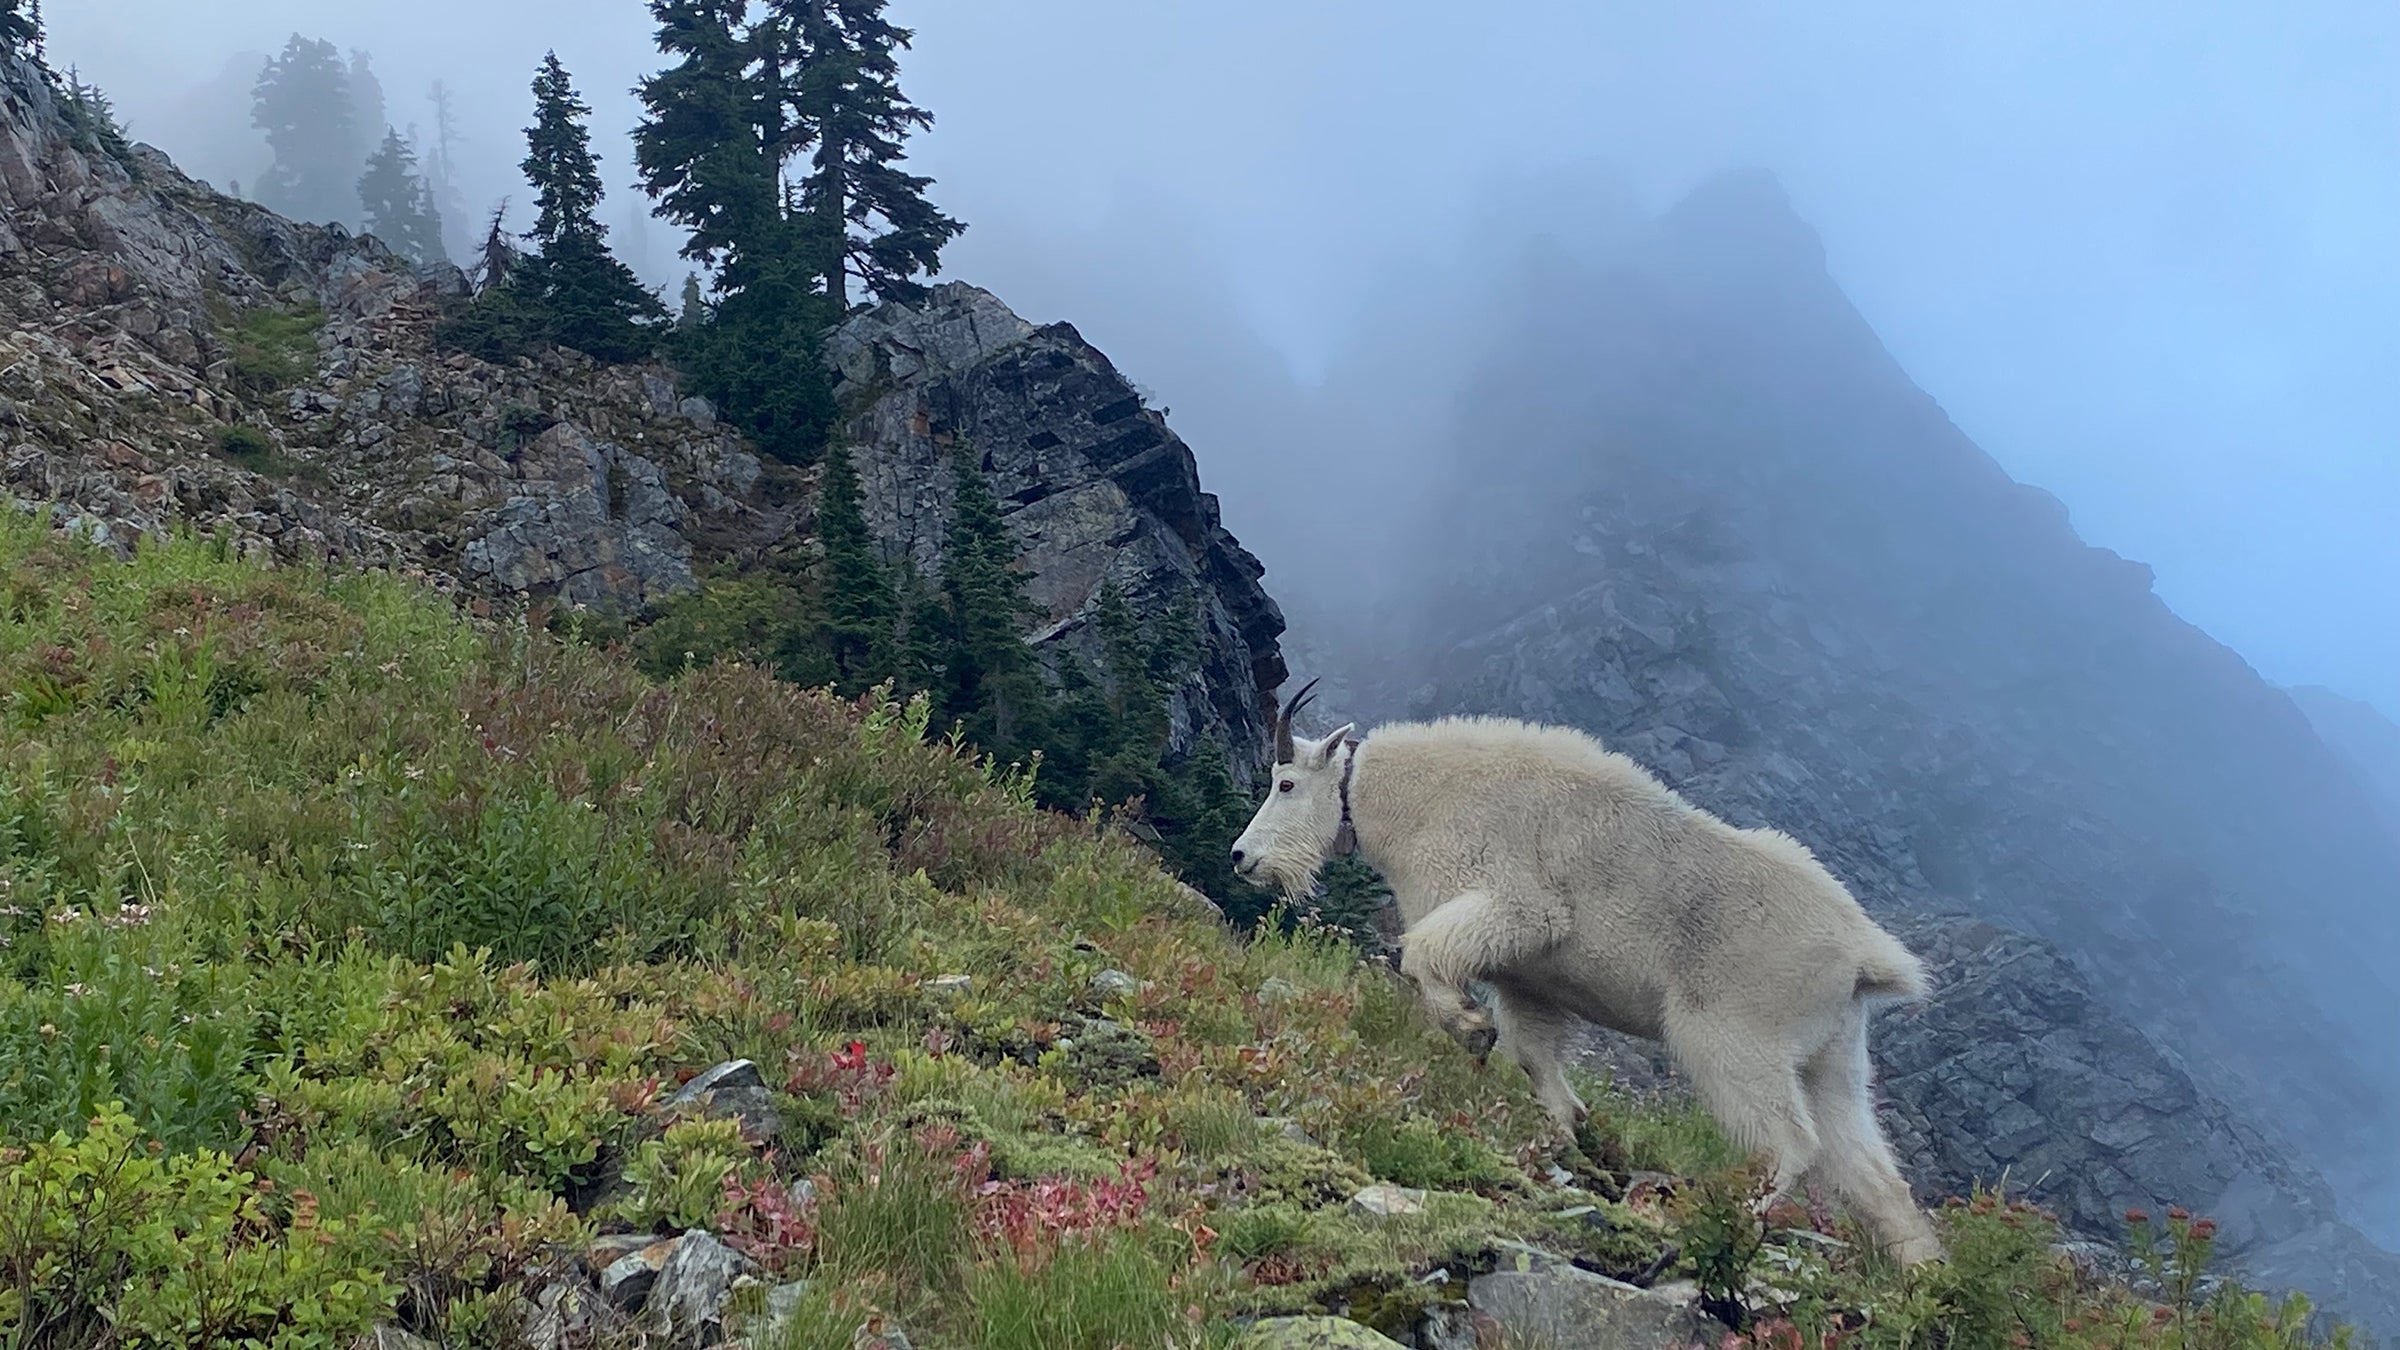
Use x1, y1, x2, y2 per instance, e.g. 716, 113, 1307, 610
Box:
1277, 780, 1294, 793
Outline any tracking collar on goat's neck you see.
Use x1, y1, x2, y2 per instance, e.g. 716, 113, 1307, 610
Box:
1333, 737, 1361, 856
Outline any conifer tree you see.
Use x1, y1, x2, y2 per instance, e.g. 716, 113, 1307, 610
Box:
251, 36, 360, 226
1, 0, 39, 60
677, 273, 707, 328
813, 444, 893, 690
357, 127, 447, 265
635, 0, 962, 461
58, 67, 131, 165
513, 53, 665, 362
938, 448, 1047, 758
767, 0, 963, 309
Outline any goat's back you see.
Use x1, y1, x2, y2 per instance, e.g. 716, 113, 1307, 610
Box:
1358, 715, 1919, 1016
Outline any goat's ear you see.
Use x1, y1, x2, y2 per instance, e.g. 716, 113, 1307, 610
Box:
1311, 724, 1356, 766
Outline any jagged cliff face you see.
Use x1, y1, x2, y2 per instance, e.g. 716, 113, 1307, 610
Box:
1289, 171, 2400, 1339
0, 46, 1283, 782
827, 286, 1288, 786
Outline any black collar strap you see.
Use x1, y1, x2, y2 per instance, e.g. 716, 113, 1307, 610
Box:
1332, 738, 1360, 856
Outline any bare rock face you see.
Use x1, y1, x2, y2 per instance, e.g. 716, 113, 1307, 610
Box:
830, 283, 1288, 787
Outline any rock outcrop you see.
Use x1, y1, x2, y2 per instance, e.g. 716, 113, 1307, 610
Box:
0, 44, 1283, 782
829, 283, 1288, 784
1292, 169, 2400, 1340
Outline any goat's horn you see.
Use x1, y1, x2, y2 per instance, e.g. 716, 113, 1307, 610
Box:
1274, 676, 1321, 764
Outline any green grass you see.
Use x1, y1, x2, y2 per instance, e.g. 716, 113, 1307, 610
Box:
0, 512, 2360, 1350
223, 300, 327, 394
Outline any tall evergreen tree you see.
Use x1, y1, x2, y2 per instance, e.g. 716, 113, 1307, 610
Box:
511, 53, 665, 362
814, 444, 893, 690
767, 0, 963, 309
251, 36, 360, 225
635, 0, 961, 461
357, 127, 447, 265
938, 448, 1047, 758
677, 273, 708, 328
1, 0, 39, 60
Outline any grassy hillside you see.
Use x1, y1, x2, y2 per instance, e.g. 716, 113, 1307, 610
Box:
0, 514, 2354, 1350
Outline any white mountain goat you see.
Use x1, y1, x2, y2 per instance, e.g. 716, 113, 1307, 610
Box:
1229, 680, 1945, 1266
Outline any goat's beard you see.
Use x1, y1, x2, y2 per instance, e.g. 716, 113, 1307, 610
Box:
1252, 836, 1330, 901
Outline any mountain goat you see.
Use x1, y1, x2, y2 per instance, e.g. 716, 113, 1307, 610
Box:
1230, 680, 1944, 1266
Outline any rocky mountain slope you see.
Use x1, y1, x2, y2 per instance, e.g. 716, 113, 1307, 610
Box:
1284, 170, 2400, 1340
0, 43, 1284, 783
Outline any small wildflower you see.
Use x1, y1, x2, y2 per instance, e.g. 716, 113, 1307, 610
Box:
2167, 1205, 2190, 1222
2124, 1208, 2150, 1224
62, 982, 90, 997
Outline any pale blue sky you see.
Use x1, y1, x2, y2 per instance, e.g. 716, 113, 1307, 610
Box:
53, 0, 2400, 717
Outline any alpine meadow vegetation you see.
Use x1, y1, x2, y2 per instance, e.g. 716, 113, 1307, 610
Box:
0, 515, 2360, 1350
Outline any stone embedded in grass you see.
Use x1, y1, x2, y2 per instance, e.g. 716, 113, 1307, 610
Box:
1467, 1267, 1716, 1350
1258, 1115, 1317, 1147
1234, 1315, 1410, 1349
1257, 976, 1301, 1004
1349, 1182, 1430, 1218
1089, 968, 1142, 1001
926, 974, 973, 996
524, 1276, 628, 1350
600, 1237, 681, 1310
644, 1229, 760, 1345
663, 1059, 784, 1143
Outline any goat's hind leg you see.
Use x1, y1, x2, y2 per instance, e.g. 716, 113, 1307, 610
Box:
1665, 1009, 1821, 1210
1399, 889, 1565, 1059
1801, 1010, 1944, 1266
1492, 980, 1587, 1133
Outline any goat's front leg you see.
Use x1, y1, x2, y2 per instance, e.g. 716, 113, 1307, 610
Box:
1399, 889, 1563, 1060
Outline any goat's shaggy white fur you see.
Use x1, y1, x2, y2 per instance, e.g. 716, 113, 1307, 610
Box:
1231, 711, 1944, 1266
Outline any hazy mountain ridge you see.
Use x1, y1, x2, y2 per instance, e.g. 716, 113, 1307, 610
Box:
1285, 169, 2400, 1337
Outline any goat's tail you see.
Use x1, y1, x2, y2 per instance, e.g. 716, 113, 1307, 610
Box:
1854, 926, 1932, 1004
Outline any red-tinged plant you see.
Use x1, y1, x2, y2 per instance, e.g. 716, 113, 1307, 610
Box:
786, 1038, 896, 1110
717, 1171, 820, 1275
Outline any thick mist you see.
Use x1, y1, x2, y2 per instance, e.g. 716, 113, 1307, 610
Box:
47, 0, 2400, 724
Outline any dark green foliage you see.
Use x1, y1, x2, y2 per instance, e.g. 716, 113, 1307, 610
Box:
767, 0, 965, 309
251, 36, 365, 226
818, 444, 894, 687
356, 127, 447, 265
223, 301, 327, 394
1, 0, 38, 58
938, 446, 1050, 770
667, 243, 837, 460
435, 56, 664, 366
632, 450, 1272, 915
634, 0, 963, 464
56, 67, 133, 170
